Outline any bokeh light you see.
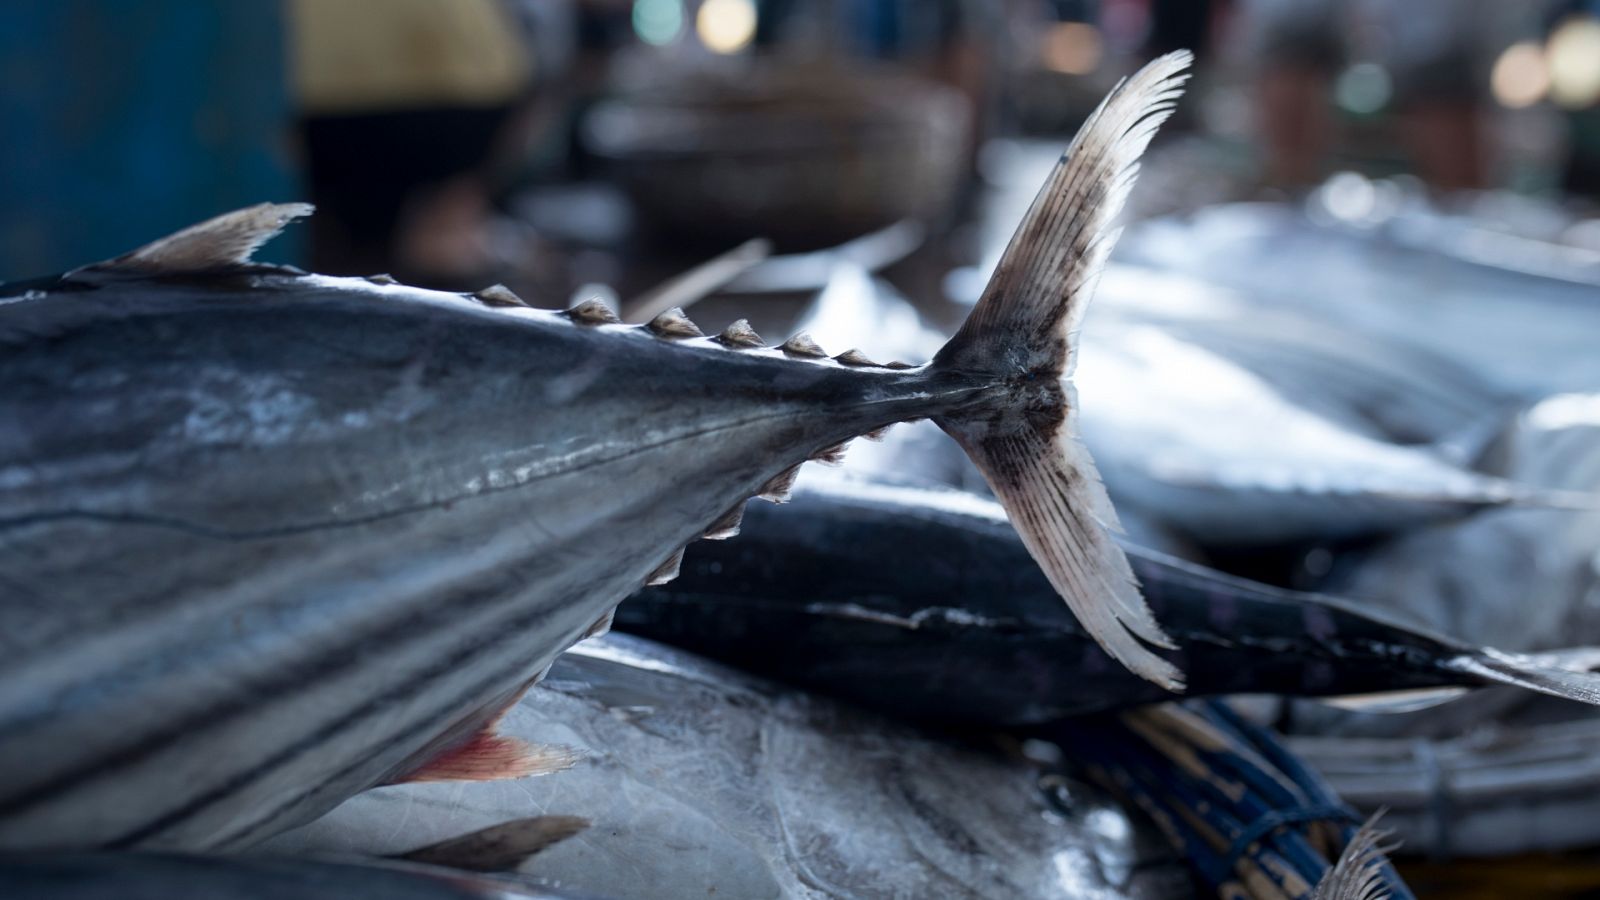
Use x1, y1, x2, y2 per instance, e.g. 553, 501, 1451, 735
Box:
1334, 62, 1391, 115
1039, 22, 1103, 76
1491, 41, 1550, 109
696, 0, 757, 55
633, 0, 685, 47
1547, 15, 1600, 109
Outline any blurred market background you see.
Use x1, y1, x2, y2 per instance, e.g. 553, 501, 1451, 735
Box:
4, 0, 1598, 299
5, 2, 1600, 898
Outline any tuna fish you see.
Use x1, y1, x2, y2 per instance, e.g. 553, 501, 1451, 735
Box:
0, 53, 1195, 850
261, 634, 1190, 900
792, 252, 1598, 549
616, 474, 1600, 723
1117, 202, 1600, 398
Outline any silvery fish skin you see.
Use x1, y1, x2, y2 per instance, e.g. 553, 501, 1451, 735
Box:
0, 54, 1195, 850
0, 853, 590, 900
1091, 265, 1513, 451
617, 474, 1600, 724
1070, 319, 1584, 546
261, 635, 1188, 900
794, 251, 1583, 548
1332, 393, 1600, 655
1290, 393, 1600, 741
1118, 202, 1600, 398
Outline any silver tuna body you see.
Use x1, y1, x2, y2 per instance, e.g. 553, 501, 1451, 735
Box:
260, 635, 1187, 900
0, 273, 960, 850
0, 54, 1198, 850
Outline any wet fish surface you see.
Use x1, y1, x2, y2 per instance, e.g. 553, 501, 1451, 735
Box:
0, 55, 1195, 850
0, 853, 594, 900
793, 242, 1591, 550
617, 474, 1600, 723
262, 635, 1190, 900
1117, 202, 1600, 398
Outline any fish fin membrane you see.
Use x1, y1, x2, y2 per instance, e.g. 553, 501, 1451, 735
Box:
93, 202, 312, 273
1311, 812, 1398, 900
394, 815, 591, 872
396, 728, 582, 784
930, 52, 1191, 690
1447, 647, 1600, 706
581, 607, 616, 640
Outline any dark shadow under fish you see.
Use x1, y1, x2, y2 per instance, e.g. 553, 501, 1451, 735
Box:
0, 54, 1195, 850
617, 475, 1600, 724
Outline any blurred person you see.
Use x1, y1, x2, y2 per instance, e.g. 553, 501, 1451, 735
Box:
1234, 0, 1498, 193
290, 0, 535, 282
1235, 0, 1343, 187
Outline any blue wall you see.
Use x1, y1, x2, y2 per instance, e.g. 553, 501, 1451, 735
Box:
0, 2, 298, 279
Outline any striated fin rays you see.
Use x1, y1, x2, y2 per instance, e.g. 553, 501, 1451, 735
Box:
567, 298, 621, 325
716, 319, 766, 348
646, 307, 705, 339
703, 504, 746, 540
646, 548, 686, 586
811, 440, 851, 467
834, 349, 880, 368
780, 332, 828, 358
756, 465, 803, 503
929, 51, 1191, 690
1310, 813, 1397, 900
394, 729, 582, 784
581, 608, 616, 640
93, 202, 312, 274
475, 284, 528, 308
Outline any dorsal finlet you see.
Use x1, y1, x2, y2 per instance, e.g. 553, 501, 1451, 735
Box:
756, 464, 803, 503
567, 297, 621, 325
647, 307, 705, 339
811, 440, 850, 466
715, 318, 765, 348
366, 273, 399, 285
476, 284, 529, 308
703, 503, 746, 540
780, 332, 828, 358
646, 548, 686, 586
835, 349, 880, 367
884, 360, 916, 370
581, 607, 616, 640
96, 202, 313, 274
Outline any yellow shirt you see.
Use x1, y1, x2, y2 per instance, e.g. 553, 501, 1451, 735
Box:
290, 0, 533, 114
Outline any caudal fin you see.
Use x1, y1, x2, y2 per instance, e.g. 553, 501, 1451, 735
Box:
1310, 812, 1398, 900
933, 52, 1192, 689
1447, 646, 1600, 706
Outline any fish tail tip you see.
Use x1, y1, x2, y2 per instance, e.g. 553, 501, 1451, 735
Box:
924, 52, 1191, 689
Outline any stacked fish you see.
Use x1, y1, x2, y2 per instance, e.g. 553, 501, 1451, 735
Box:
2, 48, 1595, 898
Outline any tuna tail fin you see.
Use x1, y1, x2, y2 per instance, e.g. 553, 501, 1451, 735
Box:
931, 52, 1191, 690
1311, 812, 1397, 900
1447, 646, 1600, 706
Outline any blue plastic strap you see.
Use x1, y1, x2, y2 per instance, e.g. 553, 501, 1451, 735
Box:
1222, 804, 1362, 871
